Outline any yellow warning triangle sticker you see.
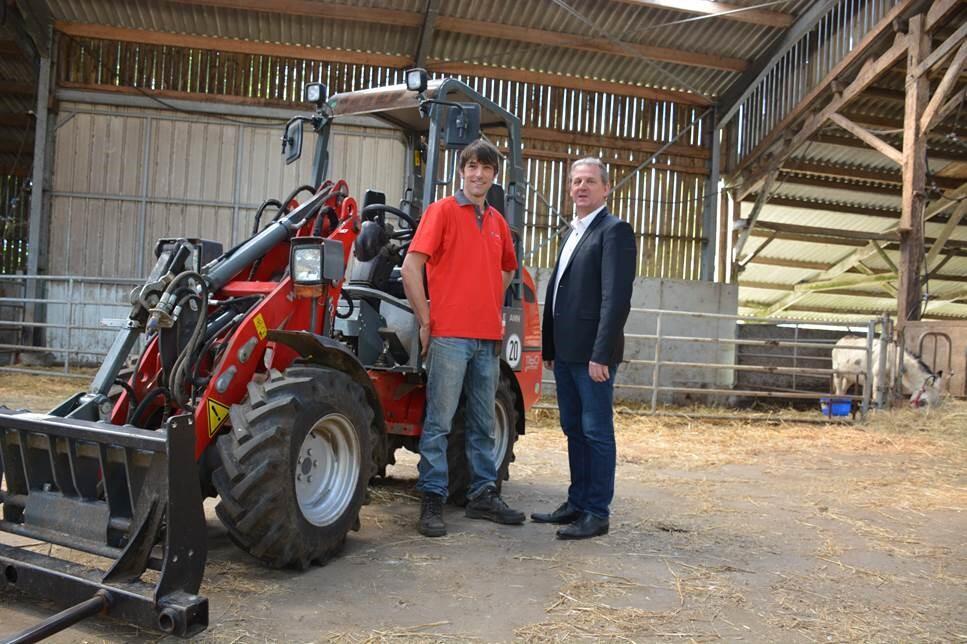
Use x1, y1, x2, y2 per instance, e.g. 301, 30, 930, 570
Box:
207, 399, 231, 437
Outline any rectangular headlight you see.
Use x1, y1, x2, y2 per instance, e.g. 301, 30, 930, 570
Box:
292, 244, 323, 285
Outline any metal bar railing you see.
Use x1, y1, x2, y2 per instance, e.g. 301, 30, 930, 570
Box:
539, 298, 886, 420
0, 275, 140, 377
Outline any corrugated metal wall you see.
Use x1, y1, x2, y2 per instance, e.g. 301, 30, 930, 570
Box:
48, 101, 406, 278
43, 100, 404, 359
57, 37, 712, 280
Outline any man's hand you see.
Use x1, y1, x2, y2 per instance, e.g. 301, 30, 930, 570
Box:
420, 324, 431, 357
589, 361, 609, 383
544, 360, 554, 369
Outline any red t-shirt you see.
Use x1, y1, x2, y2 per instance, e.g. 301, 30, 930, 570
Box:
409, 192, 517, 340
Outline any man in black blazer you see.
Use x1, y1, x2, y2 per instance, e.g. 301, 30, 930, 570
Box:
533, 157, 636, 539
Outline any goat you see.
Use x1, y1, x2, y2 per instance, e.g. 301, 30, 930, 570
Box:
831, 336, 947, 408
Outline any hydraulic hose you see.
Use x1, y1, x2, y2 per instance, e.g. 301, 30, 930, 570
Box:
170, 291, 208, 410
129, 386, 172, 427
270, 184, 316, 223
112, 378, 137, 406
252, 198, 283, 236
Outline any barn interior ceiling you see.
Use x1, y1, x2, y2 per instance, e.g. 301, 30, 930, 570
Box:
1, 0, 965, 320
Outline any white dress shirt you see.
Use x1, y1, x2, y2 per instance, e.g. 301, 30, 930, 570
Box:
553, 205, 606, 315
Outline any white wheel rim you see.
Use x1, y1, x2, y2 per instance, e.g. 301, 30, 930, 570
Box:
295, 413, 361, 527
491, 397, 511, 466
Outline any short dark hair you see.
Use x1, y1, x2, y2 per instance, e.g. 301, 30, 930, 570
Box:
459, 139, 500, 172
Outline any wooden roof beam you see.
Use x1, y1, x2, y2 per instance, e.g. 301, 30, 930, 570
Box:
744, 256, 967, 283
163, 0, 424, 27
0, 113, 34, 128
742, 195, 901, 219
413, 0, 441, 67
806, 131, 967, 164
55, 22, 411, 68
163, 0, 746, 73
55, 22, 710, 105
426, 62, 709, 105
782, 160, 963, 190
0, 40, 25, 57
0, 81, 34, 96
611, 0, 793, 28
731, 0, 963, 199
776, 172, 902, 197
435, 16, 747, 73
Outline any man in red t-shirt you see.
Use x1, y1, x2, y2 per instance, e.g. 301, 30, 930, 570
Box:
401, 139, 525, 537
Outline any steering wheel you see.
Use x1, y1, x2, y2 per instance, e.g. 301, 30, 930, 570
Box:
360, 203, 417, 230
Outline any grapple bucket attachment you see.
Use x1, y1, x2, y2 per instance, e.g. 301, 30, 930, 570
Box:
0, 408, 208, 638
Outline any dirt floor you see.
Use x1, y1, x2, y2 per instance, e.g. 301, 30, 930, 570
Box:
0, 372, 965, 643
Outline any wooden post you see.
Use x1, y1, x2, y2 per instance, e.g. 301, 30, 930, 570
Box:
897, 14, 929, 328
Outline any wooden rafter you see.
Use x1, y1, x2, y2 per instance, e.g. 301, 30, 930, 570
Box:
920, 41, 967, 134
434, 16, 747, 72
782, 160, 963, 191
754, 221, 896, 243
749, 225, 967, 252
925, 199, 967, 271
427, 62, 708, 105
776, 172, 901, 197
610, 0, 792, 28
161, 0, 746, 73
487, 126, 709, 160
854, 262, 898, 297
12, 0, 52, 57
751, 182, 967, 318
0, 81, 34, 96
0, 40, 24, 57
413, 0, 441, 67
736, 33, 911, 200
793, 272, 898, 293
742, 195, 901, 220
54, 21, 710, 105
731, 0, 963, 199
829, 112, 903, 165
733, 169, 777, 259
163, 0, 423, 27
926, 88, 967, 134
911, 21, 967, 79
0, 113, 34, 128
55, 22, 411, 68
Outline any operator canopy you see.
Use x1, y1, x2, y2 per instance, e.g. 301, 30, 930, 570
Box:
327, 79, 512, 132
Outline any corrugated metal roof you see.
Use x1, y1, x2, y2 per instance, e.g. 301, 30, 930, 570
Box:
771, 182, 900, 211
42, 0, 815, 99
5, 0, 965, 321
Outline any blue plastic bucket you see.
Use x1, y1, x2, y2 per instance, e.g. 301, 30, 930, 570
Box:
820, 397, 851, 417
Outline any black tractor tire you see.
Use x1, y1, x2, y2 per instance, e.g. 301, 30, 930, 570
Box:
212, 365, 372, 569
446, 375, 520, 506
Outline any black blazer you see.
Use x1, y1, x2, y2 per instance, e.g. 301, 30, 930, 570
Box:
542, 208, 637, 366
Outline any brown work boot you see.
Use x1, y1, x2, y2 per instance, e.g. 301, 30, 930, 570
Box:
418, 493, 446, 537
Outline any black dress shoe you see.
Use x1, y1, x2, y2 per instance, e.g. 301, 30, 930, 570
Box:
531, 502, 582, 524
556, 513, 609, 540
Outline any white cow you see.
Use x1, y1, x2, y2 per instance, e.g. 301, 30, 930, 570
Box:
831, 336, 947, 408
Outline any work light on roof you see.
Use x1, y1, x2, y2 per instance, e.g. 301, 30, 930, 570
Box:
304, 82, 327, 106
405, 68, 428, 93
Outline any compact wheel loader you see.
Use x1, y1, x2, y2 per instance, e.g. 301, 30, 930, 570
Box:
0, 70, 543, 640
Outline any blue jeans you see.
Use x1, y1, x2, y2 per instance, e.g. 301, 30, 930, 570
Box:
417, 337, 500, 499
553, 361, 616, 519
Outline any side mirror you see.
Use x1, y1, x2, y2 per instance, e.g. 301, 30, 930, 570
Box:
444, 103, 481, 149
282, 118, 304, 165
